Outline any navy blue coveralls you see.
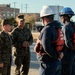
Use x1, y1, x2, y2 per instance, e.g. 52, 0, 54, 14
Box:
38, 21, 62, 75
62, 21, 75, 75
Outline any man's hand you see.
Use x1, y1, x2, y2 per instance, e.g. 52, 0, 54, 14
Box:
37, 52, 47, 56
58, 52, 64, 60
34, 39, 42, 53
22, 41, 30, 47
0, 63, 3, 68
34, 39, 46, 55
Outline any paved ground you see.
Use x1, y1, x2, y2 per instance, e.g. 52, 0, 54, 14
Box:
11, 43, 39, 75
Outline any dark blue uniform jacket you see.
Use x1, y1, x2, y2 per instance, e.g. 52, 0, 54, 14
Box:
38, 21, 63, 62
62, 21, 75, 51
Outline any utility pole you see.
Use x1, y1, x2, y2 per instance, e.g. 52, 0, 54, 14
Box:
21, 3, 23, 13
13, 2, 17, 18
58, 6, 59, 21
25, 4, 28, 15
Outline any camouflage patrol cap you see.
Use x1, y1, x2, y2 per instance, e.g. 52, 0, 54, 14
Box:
2, 19, 12, 26
17, 15, 24, 20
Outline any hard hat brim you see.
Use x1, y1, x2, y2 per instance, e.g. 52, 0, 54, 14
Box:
59, 13, 75, 16
40, 14, 55, 18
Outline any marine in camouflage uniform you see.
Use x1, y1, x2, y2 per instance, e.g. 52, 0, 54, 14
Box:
12, 15, 33, 75
0, 19, 12, 75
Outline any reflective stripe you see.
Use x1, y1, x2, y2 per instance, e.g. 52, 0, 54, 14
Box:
52, 28, 64, 51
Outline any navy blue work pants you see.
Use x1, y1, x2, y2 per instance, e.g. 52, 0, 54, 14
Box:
39, 59, 61, 75
61, 50, 75, 75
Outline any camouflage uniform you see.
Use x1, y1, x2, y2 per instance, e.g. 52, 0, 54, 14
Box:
12, 26, 33, 75
0, 31, 12, 75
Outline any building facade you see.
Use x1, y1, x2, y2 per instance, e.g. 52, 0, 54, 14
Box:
0, 4, 20, 19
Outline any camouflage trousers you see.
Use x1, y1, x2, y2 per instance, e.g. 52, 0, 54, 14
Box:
14, 51, 30, 75
0, 62, 11, 75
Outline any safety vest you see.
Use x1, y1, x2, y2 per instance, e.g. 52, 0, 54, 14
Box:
52, 27, 64, 52
34, 25, 64, 54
